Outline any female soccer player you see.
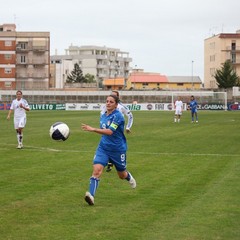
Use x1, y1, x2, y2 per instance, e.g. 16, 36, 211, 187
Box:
101, 90, 134, 172
82, 94, 136, 206
7, 90, 30, 149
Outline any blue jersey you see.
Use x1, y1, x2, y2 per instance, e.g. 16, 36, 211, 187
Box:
99, 109, 127, 152
190, 100, 198, 112
100, 101, 133, 130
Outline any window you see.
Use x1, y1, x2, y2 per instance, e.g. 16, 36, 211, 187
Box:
5, 54, 12, 60
210, 55, 215, 62
5, 40, 12, 46
5, 68, 12, 74
5, 82, 12, 87
210, 68, 215, 76
21, 43, 26, 49
209, 42, 215, 49
231, 42, 236, 51
177, 83, 184, 86
20, 55, 26, 63
232, 53, 236, 63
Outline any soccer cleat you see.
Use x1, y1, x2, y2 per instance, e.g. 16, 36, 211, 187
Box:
84, 192, 94, 205
196, 120, 198, 123
17, 144, 23, 149
129, 176, 137, 189
106, 163, 113, 172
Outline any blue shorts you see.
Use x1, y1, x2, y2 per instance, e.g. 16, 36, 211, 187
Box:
93, 146, 127, 172
191, 108, 197, 113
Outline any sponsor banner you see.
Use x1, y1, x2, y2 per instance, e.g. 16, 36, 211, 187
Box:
29, 104, 65, 110
66, 103, 186, 111
66, 103, 102, 111
228, 103, 240, 111
0, 103, 4, 110
0, 103, 11, 110
186, 103, 226, 110
0, 103, 65, 110
0, 102, 228, 111
126, 103, 175, 111
199, 104, 225, 110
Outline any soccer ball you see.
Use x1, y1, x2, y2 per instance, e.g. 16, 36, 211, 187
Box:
49, 122, 70, 141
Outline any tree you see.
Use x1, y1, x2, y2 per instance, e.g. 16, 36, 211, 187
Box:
84, 73, 96, 83
214, 60, 240, 89
66, 63, 85, 83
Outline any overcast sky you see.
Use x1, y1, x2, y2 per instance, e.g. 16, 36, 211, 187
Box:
1, 0, 240, 82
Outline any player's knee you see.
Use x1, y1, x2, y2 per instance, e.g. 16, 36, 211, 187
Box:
92, 164, 104, 178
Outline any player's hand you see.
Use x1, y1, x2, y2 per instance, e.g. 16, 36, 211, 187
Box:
126, 128, 131, 134
81, 123, 95, 132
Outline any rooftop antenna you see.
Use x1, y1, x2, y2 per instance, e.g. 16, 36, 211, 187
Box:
13, 14, 20, 30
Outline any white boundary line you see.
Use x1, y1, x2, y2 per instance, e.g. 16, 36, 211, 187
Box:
1, 144, 240, 158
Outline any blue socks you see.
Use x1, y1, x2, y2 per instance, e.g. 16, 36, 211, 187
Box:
89, 177, 100, 197
125, 171, 131, 181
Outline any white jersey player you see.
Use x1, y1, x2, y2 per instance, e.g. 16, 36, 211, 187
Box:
101, 90, 134, 172
7, 90, 30, 149
174, 96, 183, 123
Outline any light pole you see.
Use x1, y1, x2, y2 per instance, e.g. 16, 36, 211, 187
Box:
191, 60, 194, 89
114, 64, 118, 90
134, 65, 137, 89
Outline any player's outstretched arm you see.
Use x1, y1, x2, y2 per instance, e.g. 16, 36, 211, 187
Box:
81, 123, 113, 135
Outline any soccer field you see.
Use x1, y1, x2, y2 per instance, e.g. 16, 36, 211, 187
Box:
0, 110, 239, 240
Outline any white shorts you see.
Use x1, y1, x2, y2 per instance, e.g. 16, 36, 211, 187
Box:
175, 109, 182, 115
14, 116, 26, 129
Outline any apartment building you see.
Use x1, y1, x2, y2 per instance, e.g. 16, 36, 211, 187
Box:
50, 45, 132, 89
204, 30, 240, 89
0, 23, 50, 90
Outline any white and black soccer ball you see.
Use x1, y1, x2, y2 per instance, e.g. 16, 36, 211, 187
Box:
50, 122, 70, 141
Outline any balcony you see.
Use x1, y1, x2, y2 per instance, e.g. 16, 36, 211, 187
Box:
97, 64, 107, 69
16, 45, 29, 52
97, 73, 107, 78
225, 46, 240, 52
16, 61, 28, 65
16, 73, 47, 78
16, 73, 28, 78
29, 59, 48, 65
31, 73, 47, 78
232, 58, 240, 64
96, 54, 107, 60
32, 46, 48, 52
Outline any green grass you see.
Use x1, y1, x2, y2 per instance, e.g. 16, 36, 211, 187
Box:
0, 110, 239, 240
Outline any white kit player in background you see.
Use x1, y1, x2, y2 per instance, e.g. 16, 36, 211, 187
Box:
100, 90, 134, 172
7, 90, 30, 149
174, 96, 183, 123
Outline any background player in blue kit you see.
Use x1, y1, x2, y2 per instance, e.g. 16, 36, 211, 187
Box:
189, 95, 198, 123
82, 94, 136, 206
